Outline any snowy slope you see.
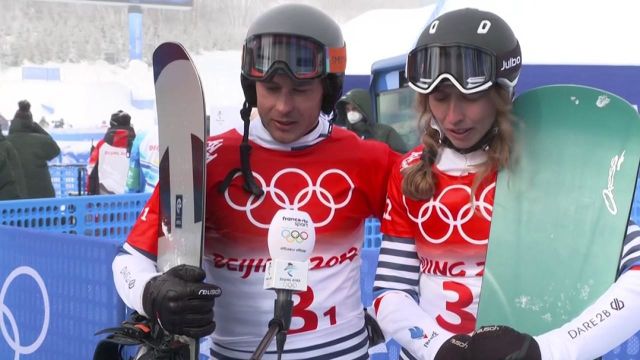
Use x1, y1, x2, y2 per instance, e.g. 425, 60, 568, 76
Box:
0, 1, 637, 152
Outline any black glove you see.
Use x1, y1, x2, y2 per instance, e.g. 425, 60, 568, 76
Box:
435, 334, 471, 360
468, 325, 541, 360
143, 264, 221, 338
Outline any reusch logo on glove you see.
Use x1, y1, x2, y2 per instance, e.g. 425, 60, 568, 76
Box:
199, 288, 221, 296
473, 325, 500, 334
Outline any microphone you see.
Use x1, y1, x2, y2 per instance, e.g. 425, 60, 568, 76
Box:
261, 208, 316, 358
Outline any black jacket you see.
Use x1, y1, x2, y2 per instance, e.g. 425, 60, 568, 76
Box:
8, 114, 60, 198
335, 88, 407, 153
0, 132, 27, 200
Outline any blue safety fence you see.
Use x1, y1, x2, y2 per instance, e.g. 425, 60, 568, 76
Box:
0, 183, 638, 359
48, 164, 88, 197
361, 219, 402, 359
0, 193, 149, 241
633, 177, 640, 224
0, 226, 125, 359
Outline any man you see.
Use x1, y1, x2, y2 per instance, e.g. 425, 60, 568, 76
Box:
112, 4, 400, 359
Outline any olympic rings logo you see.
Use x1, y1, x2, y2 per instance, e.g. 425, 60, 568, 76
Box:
224, 168, 354, 228
1, 266, 50, 359
281, 229, 309, 243
404, 182, 495, 245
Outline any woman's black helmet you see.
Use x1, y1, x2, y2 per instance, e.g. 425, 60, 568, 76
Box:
406, 8, 521, 95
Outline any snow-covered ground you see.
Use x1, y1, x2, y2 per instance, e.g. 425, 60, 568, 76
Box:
0, 52, 245, 134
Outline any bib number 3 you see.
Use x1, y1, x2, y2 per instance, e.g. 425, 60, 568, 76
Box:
435, 280, 475, 334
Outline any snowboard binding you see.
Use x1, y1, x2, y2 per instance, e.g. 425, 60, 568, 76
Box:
94, 312, 190, 360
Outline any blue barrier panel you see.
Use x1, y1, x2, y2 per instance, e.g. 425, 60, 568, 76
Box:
21, 66, 61, 81
364, 217, 383, 249
362, 218, 383, 307
632, 179, 640, 224
363, 218, 399, 360
360, 247, 379, 308
0, 226, 126, 359
605, 338, 640, 360
0, 187, 636, 359
0, 193, 150, 242
49, 130, 104, 166
48, 164, 87, 197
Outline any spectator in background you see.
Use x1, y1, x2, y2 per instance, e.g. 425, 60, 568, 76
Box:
0, 130, 27, 200
53, 118, 65, 129
335, 88, 408, 153
87, 110, 136, 195
125, 126, 159, 193
7, 100, 60, 198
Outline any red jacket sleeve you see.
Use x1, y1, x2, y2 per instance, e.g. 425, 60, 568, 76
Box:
126, 184, 162, 259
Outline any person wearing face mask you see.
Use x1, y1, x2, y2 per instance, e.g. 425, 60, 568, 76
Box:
336, 88, 407, 153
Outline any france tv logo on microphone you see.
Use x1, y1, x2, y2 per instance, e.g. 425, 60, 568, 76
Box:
269, 209, 315, 261
264, 209, 316, 291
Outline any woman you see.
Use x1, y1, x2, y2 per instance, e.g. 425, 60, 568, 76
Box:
373, 8, 640, 360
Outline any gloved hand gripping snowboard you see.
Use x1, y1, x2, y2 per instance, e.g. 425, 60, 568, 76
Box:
143, 264, 221, 339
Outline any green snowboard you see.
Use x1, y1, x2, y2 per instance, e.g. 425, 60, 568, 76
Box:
476, 85, 640, 335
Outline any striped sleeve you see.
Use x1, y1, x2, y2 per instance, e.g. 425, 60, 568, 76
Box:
372, 236, 452, 360
619, 219, 640, 274
371, 236, 450, 360
373, 235, 421, 301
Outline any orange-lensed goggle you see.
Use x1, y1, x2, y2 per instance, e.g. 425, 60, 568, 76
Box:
242, 34, 346, 81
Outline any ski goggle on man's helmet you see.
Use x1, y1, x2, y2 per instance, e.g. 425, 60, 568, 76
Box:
242, 33, 346, 81
240, 4, 347, 113
406, 8, 522, 95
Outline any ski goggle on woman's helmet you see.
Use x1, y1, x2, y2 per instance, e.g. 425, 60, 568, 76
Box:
242, 33, 346, 81
406, 8, 522, 95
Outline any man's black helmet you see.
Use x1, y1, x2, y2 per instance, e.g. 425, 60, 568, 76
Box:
406, 8, 521, 95
240, 3, 346, 114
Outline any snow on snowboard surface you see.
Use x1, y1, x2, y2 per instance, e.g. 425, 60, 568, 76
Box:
477, 85, 640, 335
